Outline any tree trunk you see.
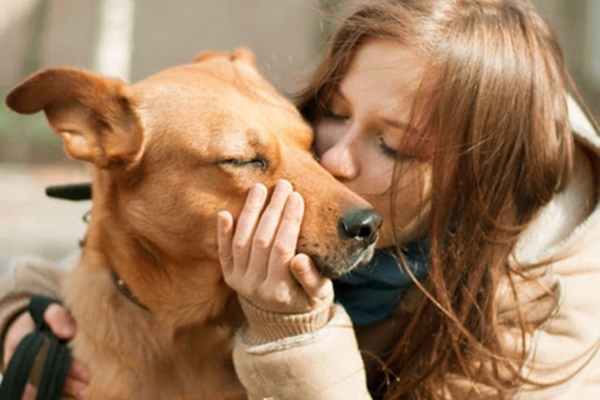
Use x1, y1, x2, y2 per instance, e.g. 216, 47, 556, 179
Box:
93, 0, 136, 82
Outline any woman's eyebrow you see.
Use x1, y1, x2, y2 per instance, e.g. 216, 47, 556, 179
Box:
333, 86, 420, 135
383, 117, 420, 135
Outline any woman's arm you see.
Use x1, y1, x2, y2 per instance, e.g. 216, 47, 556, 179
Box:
233, 300, 370, 400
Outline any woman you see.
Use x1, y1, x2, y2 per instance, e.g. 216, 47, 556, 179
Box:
217, 0, 600, 398
3, 0, 600, 398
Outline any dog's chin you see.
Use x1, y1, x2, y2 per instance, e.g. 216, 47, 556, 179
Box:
318, 243, 377, 279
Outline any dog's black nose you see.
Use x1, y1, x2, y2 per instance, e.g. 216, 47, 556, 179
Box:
340, 208, 382, 246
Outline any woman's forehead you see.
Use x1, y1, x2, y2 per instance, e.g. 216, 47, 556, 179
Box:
334, 40, 426, 121
347, 40, 424, 80
340, 39, 425, 100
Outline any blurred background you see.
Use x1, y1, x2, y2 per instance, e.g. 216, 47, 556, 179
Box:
1, 0, 599, 271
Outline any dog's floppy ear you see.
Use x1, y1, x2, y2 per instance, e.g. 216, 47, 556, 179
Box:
5, 68, 144, 168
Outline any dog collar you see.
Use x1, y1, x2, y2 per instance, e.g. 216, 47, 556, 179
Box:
110, 270, 150, 312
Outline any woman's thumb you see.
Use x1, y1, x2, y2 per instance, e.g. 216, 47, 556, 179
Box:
290, 254, 333, 303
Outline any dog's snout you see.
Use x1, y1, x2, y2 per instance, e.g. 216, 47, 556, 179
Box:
340, 208, 382, 246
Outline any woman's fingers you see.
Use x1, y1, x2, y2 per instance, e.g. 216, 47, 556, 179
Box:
23, 368, 90, 400
230, 183, 268, 275
4, 306, 91, 399
291, 254, 334, 307
264, 191, 304, 282
44, 303, 77, 340
217, 210, 235, 276
247, 180, 294, 281
63, 361, 91, 399
3, 311, 34, 368
218, 180, 333, 314
69, 360, 92, 384
22, 384, 37, 400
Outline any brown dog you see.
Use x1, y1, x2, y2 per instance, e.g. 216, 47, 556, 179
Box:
5, 48, 381, 399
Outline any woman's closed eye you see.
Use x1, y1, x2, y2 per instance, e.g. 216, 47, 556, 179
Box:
377, 136, 417, 162
322, 107, 349, 122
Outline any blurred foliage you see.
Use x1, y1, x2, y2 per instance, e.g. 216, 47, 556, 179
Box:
0, 107, 54, 141
0, 105, 65, 163
0, 0, 65, 163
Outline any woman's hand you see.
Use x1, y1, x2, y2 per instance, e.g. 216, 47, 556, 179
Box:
3, 304, 90, 400
218, 180, 334, 314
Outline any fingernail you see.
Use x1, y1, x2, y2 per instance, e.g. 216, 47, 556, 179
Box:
217, 212, 232, 231
275, 179, 292, 194
286, 191, 300, 207
250, 183, 265, 198
292, 257, 310, 274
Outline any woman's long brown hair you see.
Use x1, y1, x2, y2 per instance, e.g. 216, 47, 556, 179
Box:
298, 0, 574, 398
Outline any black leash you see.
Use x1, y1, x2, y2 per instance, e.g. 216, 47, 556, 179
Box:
0, 296, 72, 400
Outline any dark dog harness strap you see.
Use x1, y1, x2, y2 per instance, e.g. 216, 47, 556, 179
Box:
0, 296, 72, 400
45, 182, 92, 201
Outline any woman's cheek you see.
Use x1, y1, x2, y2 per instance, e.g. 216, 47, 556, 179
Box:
377, 164, 433, 246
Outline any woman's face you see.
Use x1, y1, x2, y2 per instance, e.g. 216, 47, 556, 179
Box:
314, 39, 433, 247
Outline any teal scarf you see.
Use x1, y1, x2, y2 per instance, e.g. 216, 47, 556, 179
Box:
333, 238, 430, 326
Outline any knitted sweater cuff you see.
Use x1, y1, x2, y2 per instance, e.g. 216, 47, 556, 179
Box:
238, 296, 333, 346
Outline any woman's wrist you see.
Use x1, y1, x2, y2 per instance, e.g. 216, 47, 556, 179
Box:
238, 295, 333, 346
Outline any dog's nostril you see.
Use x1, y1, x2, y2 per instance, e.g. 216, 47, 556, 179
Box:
340, 208, 382, 245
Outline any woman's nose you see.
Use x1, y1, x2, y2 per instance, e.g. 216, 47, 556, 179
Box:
319, 140, 359, 180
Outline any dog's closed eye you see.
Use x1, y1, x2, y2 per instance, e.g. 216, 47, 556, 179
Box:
218, 157, 268, 170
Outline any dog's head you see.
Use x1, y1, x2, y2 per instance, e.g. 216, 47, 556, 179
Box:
6, 48, 381, 325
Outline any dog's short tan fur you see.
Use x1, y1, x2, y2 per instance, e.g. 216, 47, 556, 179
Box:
6, 49, 378, 399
